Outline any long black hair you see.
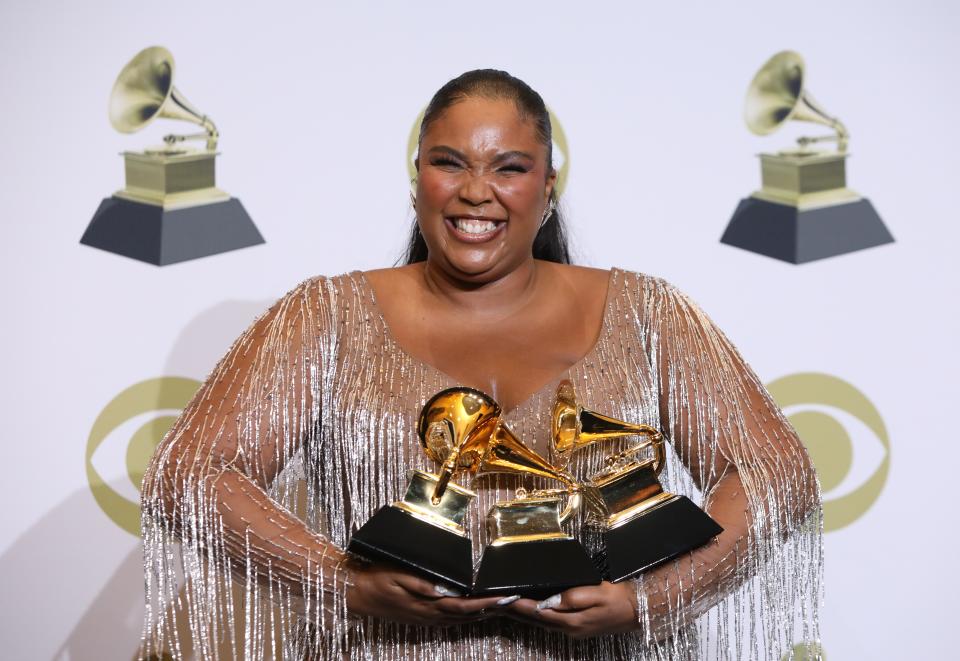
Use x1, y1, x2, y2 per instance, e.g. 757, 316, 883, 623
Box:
403, 69, 571, 265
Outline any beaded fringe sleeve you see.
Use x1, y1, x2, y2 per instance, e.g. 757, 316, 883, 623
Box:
139, 270, 822, 660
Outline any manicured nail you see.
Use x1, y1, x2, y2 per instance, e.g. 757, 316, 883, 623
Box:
434, 584, 463, 597
536, 594, 562, 610
495, 594, 521, 606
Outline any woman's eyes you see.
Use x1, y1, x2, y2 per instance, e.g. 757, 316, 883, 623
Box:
429, 158, 529, 175
430, 157, 464, 169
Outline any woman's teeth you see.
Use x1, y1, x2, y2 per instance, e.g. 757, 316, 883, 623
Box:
453, 218, 499, 234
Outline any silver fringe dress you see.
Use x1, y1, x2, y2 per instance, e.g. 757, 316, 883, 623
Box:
140, 268, 823, 660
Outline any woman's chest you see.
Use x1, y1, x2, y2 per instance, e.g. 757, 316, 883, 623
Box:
322, 324, 661, 474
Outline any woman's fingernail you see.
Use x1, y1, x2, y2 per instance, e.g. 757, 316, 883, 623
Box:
434, 584, 463, 597
495, 594, 521, 606
536, 594, 562, 610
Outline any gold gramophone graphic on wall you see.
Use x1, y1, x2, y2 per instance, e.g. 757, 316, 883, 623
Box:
720, 50, 893, 263
552, 381, 722, 582
80, 46, 264, 265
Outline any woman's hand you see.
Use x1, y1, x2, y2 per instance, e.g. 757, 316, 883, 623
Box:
346, 562, 510, 627
504, 581, 639, 638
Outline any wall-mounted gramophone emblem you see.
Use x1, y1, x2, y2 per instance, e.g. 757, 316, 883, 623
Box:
720, 50, 893, 263
80, 46, 264, 265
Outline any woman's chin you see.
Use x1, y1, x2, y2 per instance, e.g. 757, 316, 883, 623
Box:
440, 248, 511, 279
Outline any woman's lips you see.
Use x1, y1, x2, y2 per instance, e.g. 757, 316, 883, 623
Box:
444, 216, 506, 243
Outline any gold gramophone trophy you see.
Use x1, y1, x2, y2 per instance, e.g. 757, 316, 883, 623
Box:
346, 388, 500, 591
720, 50, 893, 263
81, 46, 264, 265
462, 416, 602, 598
552, 381, 722, 582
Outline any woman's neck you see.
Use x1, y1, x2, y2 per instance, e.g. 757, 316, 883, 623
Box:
420, 258, 543, 316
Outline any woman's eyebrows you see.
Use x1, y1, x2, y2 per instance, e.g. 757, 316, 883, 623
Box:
427, 146, 535, 163
491, 150, 535, 163
427, 145, 466, 159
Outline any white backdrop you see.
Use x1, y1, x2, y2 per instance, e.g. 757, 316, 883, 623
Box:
1, 1, 958, 658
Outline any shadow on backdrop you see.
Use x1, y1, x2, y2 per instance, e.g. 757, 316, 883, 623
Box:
30, 297, 276, 660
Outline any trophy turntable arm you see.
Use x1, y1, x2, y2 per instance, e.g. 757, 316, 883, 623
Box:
795, 114, 849, 153
160, 86, 219, 150
142, 277, 353, 618
163, 125, 219, 151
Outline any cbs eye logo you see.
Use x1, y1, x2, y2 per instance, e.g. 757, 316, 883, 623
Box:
767, 372, 890, 532
85, 377, 201, 536
781, 642, 825, 660
407, 107, 570, 195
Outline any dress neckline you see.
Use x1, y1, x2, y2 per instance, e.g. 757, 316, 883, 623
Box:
353, 267, 619, 417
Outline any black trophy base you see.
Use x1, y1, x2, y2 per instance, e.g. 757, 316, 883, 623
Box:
597, 495, 723, 583
81, 196, 264, 266
472, 538, 602, 600
348, 505, 473, 592
720, 197, 893, 264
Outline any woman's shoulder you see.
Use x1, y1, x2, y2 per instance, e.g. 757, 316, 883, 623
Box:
279, 269, 387, 298
258, 271, 377, 324
530, 262, 692, 310
608, 267, 701, 304
605, 266, 670, 290
596, 268, 708, 325
543, 262, 668, 286
358, 264, 422, 296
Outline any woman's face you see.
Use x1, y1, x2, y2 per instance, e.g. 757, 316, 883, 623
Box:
415, 96, 556, 282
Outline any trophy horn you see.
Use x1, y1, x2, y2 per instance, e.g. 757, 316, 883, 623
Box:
471, 418, 582, 524
419, 386, 584, 521
744, 50, 848, 152
552, 379, 665, 475
417, 387, 500, 504
109, 46, 219, 150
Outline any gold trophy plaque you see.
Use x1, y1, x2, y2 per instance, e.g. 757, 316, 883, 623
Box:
721, 50, 893, 263
81, 46, 264, 265
552, 381, 722, 582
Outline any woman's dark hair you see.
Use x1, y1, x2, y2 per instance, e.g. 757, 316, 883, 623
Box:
402, 69, 571, 265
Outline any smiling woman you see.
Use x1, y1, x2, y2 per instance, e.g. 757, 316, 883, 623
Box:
140, 69, 823, 661
403, 69, 570, 267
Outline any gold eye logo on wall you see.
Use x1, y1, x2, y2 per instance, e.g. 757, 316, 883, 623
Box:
85, 377, 201, 536
781, 642, 825, 660
406, 107, 570, 195
766, 372, 890, 532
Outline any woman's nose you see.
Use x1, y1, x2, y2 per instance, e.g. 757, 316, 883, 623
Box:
458, 173, 493, 207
